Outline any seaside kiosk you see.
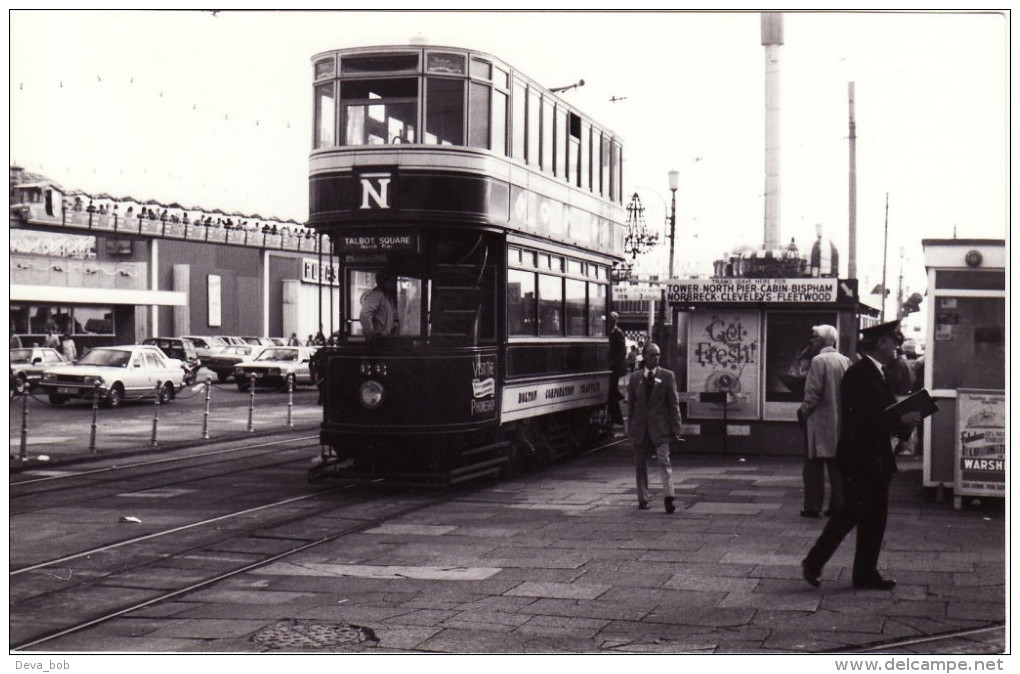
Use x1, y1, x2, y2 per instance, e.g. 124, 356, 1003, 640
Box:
663, 272, 866, 456
919, 239, 1005, 508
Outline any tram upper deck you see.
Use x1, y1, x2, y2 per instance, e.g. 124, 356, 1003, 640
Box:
307, 45, 626, 260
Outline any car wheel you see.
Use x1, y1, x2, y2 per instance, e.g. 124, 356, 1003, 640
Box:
14, 376, 27, 396
159, 382, 174, 404
48, 394, 67, 406
103, 384, 124, 409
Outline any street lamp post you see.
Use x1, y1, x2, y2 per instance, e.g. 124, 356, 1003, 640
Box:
667, 170, 679, 279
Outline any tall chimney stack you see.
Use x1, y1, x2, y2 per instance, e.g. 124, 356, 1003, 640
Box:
848, 81, 858, 279
761, 12, 783, 251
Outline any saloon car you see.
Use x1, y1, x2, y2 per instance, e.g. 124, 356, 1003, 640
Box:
234, 346, 317, 391
180, 335, 231, 363
10, 347, 68, 394
204, 344, 264, 382
39, 345, 186, 408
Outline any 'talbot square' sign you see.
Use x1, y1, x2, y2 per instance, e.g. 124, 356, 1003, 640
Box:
667, 278, 839, 304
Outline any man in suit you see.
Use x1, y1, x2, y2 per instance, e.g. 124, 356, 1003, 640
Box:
798, 324, 851, 518
627, 342, 683, 513
802, 320, 921, 590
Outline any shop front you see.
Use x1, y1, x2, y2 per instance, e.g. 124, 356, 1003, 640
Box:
919, 239, 1005, 508
663, 276, 864, 456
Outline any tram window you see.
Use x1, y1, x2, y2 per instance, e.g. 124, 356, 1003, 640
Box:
425, 78, 464, 146
565, 279, 587, 336
468, 82, 491, 149
492, 89, 508, 156
347, 269, 422, 339
528, 90, 541, 167
314, 58, 335, 80
541, 98, 554, 173
538, 274, 564, 336
342, 54, 418, 74
595, 131, 603, 194
341, 79, 417, 146
588, 283, 608, 336
494, 67, 509, 89
427, 53, 466, 75
512, 81, 527, 160
470, 59, 492, 80
556, 108, 568, 180
508, 269, 537, 336
315, 83, 336, 148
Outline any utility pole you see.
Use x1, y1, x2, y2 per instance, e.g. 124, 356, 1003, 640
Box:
896, 246, 904, 319
848, 82, 857, 279
880, 193, 889, 322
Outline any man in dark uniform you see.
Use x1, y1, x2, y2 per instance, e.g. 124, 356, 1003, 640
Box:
607, 311, 627, 426
801, 320, 921, 590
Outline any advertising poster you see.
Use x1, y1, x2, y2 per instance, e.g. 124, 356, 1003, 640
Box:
954, 389, 1005, 498
686, 310, 760, 420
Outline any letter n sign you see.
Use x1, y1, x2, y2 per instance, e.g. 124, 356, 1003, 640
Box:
359, 172, 392, 210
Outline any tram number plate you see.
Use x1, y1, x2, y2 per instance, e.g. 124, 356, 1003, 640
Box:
57, 387, 77, 394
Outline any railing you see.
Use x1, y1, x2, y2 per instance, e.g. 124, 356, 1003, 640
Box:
10, 203, 324, 254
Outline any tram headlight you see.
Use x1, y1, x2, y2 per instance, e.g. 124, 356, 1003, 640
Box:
359, 380, 385, 409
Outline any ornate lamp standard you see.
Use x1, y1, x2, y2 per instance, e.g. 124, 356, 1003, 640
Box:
667, 169, 679, 279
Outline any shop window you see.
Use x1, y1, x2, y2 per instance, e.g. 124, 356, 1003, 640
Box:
764, 311, 838, 403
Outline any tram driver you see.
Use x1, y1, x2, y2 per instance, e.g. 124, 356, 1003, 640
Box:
359, 269, 398, 342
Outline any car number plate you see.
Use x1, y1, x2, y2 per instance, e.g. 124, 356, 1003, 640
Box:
57, 387, 77, 394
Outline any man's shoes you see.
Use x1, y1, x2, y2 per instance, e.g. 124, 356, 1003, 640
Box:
664, 496, 676, 514
801, 560, 821, 588
638, 501, 650, 510
800, 510, 820, 518
853, 577, 897, 590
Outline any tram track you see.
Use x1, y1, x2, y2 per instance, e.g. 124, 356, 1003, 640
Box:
9, 441, 323, 516
11, 482, 480, 651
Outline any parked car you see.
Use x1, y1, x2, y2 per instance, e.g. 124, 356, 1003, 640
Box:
234, 346, 318, 391
239, 336, 276, 347
39, 345, 185, 408
204, 344, 264, 383
180, 335, 230, 363
10, 347, 68, 394
142, 337, 200, 384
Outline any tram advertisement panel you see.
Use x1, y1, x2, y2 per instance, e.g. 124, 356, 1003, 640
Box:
954, 389, 1005, 499
686, 311, 760, 420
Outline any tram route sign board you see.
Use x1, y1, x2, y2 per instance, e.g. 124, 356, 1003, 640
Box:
338, 233, 420, 254
665, 278, 850, 305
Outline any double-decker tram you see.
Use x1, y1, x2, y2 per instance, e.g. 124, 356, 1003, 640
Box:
307, 45, 626, 485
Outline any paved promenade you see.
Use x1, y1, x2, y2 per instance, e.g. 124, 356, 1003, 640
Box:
17, 426, 1007, 655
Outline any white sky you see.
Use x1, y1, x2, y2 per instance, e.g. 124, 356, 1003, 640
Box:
9, 10, 1009, 310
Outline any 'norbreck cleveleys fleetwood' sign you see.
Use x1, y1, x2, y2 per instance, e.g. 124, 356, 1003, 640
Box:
667, 278, 839, 304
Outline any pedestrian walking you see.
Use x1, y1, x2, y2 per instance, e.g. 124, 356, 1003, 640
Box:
44, 329, 60, 349
801, 320, 921, 590
797, 325, 850, 518
287, 332, 301, 346
626, 342, 683, 513
60, 333, 77, 361
607, 311, 626, 426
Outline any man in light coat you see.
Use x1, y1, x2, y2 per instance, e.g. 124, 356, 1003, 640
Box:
626, 342, 683, 513
798, 324, 850, 518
